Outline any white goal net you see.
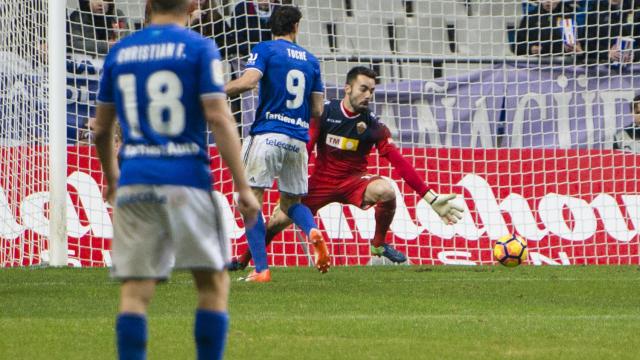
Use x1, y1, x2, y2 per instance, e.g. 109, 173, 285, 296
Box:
2, 0, 640, 267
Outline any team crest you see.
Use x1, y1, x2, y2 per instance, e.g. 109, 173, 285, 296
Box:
247, 52, 258, 65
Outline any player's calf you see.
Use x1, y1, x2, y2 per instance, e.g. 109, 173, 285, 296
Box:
229, 210, 291, 271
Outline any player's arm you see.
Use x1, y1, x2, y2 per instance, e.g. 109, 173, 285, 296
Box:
94, 51, 119, 204
94, 103, 119, 204
306, 117, 320, 154
377, 129, 463, 224
224, 69, 262, 97
310, 92, 324, 118
225, 44, 267, 97
310, 60, 325, 118
203, 97, 259, 223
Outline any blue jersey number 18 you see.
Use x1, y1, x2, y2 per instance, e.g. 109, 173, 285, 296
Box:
117, 70, 186, 139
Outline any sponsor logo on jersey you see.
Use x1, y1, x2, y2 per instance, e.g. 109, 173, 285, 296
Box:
116, 191, 167, 207
326, 134, 359, 151
264, 138, 300, 153
121, 142, 200, 158
326, 118, 342, 124
247, 52, 258, 66
265, 111, 309, 129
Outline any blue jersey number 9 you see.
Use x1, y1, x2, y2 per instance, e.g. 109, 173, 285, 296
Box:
117, 71, 186, 139
286, 69, 305, 110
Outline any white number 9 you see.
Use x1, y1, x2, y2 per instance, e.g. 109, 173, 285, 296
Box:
286, 69, 305, 109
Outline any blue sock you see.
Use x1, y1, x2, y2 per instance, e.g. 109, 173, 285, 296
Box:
287, 203, 318, 237
245, 211, 268, 272
195, 310, 229, 360
116, 313, 147, 360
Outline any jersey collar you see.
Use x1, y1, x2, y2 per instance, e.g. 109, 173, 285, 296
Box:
340, 100, 360, 119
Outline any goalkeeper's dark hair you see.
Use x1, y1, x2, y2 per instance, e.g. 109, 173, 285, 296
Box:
346, 67, 378, 84
633, 94, 640, 113
270, 6, 302, 36
149, 0, 191, 15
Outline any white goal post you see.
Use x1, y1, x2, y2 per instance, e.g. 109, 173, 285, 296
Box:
48, 0, 69, 266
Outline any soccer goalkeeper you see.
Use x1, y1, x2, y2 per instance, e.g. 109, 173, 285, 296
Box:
230, 66, 463, 269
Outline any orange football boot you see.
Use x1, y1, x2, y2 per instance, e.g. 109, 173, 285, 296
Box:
309, 229, 330, 273
243, 269, 272, 283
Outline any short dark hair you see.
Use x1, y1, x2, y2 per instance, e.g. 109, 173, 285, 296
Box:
633, 94, 640, 113
346, 66, 378, 84
150, 0, 191, 15
270, 6, 302, 36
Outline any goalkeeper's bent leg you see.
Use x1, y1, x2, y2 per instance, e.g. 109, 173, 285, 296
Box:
363, 179, 397, 247
373, 199, 396, 248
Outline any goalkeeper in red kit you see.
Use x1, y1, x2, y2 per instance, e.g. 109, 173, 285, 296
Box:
230, 66, 463, 269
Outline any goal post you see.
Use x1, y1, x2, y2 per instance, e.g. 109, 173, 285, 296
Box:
48, 0, 68, 267
2, 0, 640, 267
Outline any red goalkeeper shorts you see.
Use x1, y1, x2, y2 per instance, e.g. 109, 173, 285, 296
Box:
303, 174, 382, 214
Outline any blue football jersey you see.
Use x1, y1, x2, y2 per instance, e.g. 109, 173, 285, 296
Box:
97, 24, 226, 190
245, 39, 323, 142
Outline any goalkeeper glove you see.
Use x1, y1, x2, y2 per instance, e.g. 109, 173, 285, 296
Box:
423, 190, 464, 224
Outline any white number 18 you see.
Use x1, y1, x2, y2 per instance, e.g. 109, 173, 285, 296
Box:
117, 70, 186, 138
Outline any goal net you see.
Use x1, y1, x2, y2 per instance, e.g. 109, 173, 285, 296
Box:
2, 0, 640, 267
0, 1, 49, 266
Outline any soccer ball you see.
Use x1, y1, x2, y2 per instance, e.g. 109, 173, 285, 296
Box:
493, 234, 527, 267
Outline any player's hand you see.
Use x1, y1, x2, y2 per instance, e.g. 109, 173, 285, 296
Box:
237, 188, 260, 227
609, 45, 622, 62
106, 170, 119, 204
104, 184, 116, 206
423, 190, 464, 225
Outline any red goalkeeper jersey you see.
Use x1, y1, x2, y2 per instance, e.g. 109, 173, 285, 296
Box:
308, 99, 429, 197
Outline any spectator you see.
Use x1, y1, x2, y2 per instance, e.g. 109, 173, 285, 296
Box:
512, 0, 582, 56
191, 0, 232, 58
579, 0, 639, 64
614, 96, 640, 152
230, 0, 281, 58
67, 0, 129, 57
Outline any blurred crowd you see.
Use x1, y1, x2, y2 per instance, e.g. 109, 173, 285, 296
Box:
67, 0, 288, 65
513, 0, 640, 64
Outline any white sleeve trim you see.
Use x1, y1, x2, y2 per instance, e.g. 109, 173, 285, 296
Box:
200, 92, 228, 100
244, 67, 263, 77
96, 99, 115, 105
312, 91, 325, 94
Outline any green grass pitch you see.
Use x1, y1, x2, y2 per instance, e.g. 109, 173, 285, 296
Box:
2, 266, 640, 359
